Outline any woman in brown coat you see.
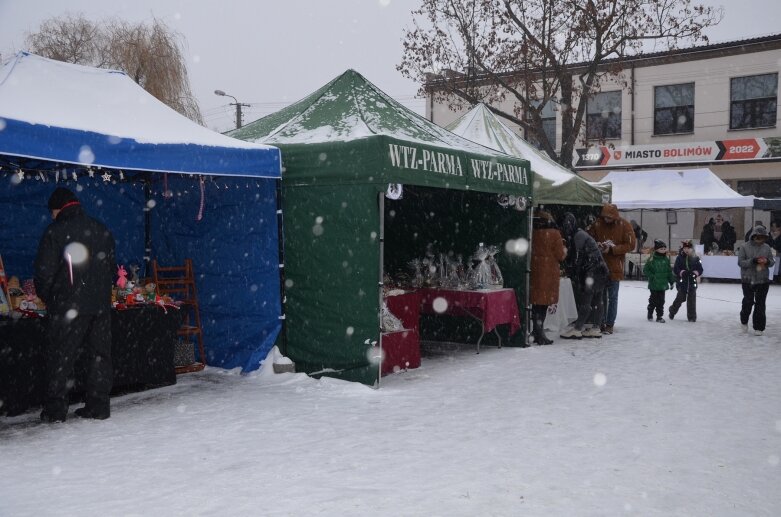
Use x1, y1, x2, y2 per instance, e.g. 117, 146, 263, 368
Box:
530, 210, 567, 344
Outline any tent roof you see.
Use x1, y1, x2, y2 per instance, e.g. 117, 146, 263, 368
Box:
446, 103, 610, 206
229, 70, 531, 195
0, 52, 281, 177
599, 168, 755, 209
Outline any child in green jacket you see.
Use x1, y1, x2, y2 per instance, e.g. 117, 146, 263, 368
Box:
643, 240, 676, 322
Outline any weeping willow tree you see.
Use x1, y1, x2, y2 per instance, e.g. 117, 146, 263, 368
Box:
26, 14, 203, 124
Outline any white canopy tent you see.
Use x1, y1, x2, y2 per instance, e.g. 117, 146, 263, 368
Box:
446, 104, 610, 206
598, 168, 754, 209
597, 169, 779, 280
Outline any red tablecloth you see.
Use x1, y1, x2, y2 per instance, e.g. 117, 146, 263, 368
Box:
382, 291, 422, 375
419, 287, 521, 336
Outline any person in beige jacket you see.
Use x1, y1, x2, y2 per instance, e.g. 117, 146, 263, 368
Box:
588, 203, 636, 334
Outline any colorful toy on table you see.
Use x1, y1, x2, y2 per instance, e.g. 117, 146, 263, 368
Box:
116, 265, 128, 289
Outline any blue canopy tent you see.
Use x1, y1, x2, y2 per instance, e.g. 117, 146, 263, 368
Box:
0, 52, 283, 372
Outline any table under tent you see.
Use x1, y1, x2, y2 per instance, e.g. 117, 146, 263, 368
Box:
229, 70, 533, 386
446, 103, 611, 212
0, 52, 282, 382
597, 168, 781, 280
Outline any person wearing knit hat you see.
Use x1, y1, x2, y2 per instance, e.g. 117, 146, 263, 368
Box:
669, 239, 704, 322
47, 187, 79, 213
643, 239, 675, 322
35, 188, 116, 422
737, 224, 775, 336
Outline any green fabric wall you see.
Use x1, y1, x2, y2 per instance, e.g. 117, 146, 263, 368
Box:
282, 183, 381, 385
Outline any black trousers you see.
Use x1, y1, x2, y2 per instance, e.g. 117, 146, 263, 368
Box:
647, 290, 666, 319
669, 286, 697, 321
574, 283, 605, 330
43, 312, 113, 418
740, 283, 770, 331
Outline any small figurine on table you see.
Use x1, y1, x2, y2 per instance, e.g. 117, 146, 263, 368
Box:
116, 265, 128, 290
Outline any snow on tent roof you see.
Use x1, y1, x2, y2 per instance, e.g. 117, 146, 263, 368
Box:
446, 103, 610, 206
0, 52, 281, 177
229, 69, 531, 195
599, 168, 755, 209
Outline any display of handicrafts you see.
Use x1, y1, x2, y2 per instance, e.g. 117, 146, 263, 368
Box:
467, 243, 504, 290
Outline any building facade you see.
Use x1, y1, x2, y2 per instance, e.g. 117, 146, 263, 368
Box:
426, 35, 781, 211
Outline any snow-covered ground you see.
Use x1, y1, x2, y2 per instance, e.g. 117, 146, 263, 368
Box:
1, 280, 780, 517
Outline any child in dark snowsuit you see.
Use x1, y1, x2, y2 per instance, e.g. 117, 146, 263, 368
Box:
669, 240, 704, 322
643, 240, 675, 322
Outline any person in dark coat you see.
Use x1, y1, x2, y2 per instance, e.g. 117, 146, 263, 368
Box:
34, 187, 116, 422
668, 240, 704, 322
700, 218, 716, 253
717, 220, 737, 252
737, 226, 775, 336
529, 210, 567, 345
558, 213, 609, 339
770, 220, 781, 283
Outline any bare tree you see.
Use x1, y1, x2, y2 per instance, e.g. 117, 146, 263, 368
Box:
26, 14, 203, 125
399, 0, 722, 168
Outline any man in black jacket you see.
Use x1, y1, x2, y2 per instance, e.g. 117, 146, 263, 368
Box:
35, 187, 116, 422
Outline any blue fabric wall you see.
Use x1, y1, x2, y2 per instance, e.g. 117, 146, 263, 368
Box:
1, 172, 281, 373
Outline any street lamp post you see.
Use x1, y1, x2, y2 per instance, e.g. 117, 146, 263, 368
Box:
214, 89, 250, 129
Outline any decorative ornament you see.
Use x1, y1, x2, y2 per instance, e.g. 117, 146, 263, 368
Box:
386, 183, 403, 200
514, 197, 528, 211
196, 176, 205, 221
72, 171, 78, 181
119, 170, 125, 180
101, 171, 112, 183
16, 170, 24, 181
497, 194, 510, 207
87, 168, 95, 178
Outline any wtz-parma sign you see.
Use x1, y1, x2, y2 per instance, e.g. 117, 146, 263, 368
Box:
388, 143, 529, 185
574, 137, 781, 168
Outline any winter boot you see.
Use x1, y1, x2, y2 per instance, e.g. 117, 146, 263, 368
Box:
560, 327, 583, 340
582, 327, 603, 338
656, 317, 666, 323
647, 307, 653, 321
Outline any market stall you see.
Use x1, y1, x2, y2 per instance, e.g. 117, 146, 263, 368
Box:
230, 70, 532, 386
597, 168, 776, 280
0, 52, 282, 384
446, 103, 610, 206
0, 305, 181, 416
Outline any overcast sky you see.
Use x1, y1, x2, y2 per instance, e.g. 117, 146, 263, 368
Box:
1, 0, 779, 132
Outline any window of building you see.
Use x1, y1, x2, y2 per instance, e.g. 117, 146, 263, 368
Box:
587, 91, 622, 140
730, 73, 778, 130
654, 83, 694, 135
528, 100, 556, 149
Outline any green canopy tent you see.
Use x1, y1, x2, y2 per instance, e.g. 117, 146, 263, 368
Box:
230, 70, 532, 386
447, 104, 611, 206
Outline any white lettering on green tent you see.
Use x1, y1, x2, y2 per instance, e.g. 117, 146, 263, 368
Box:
388, 144, 463, 176
469, 159, 529, 185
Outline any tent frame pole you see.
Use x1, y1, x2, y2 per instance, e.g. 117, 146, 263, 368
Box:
525, 202, 533, 345
275, 179, 288, 356
377, 191, 385, 388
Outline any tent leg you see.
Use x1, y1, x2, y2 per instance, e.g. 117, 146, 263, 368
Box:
143, 180, 152, 278
377, 191, 385, 388
275, 179, 288, 357
524, 203, 533, 346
